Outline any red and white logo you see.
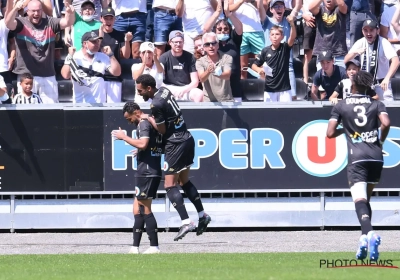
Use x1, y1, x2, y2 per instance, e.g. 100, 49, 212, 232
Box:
292, 120, 348, 177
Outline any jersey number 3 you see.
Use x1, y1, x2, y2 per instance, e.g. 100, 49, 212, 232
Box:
354, 105, 367, 127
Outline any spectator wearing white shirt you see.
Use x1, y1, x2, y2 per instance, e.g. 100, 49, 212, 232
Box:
152, 0, 182, 57
132, 42, 164, 103
345, 19, 399, 101
176, 0, 218, 54
12, 73, 43, 104
0, 15, 15, 86
61, 31, 122, 103
103, 0, 148, 59
229, 0, 266, 79
382, 2, 400, 55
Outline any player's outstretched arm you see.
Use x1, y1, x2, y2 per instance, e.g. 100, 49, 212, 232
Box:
112, 128, 150, 150
378, 113, 391, 144
326, 120, 344, 139
147, 116, 166, 135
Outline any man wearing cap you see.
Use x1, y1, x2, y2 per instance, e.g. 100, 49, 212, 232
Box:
345, 19, 399, 101
132, 42, 164, 103
64, 0, 101, 50
159, 30, 204, 102
5, 0, 75, 103
95, 7, 133, 103
311, 50, 347, 100
308, 0, 348, 70
61, 31, 121, 103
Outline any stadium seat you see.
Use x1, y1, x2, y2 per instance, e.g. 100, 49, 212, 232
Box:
293, 57, 303, 79
240, 79, 264, 101
391, 78, 400, 100
308, 56, 318, 82
58, 80, 73, 103
54, 60, 66, 81
121, 79, 136, 102
120, 58, 141, 80
295, 78, 309, 100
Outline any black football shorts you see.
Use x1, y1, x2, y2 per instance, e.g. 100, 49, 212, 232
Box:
135, 176, 161, 200
347, 161, 383, 187
163, 137, 195, 175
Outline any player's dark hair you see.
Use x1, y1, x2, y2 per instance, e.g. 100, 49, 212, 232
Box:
352, 71, 374, 94
136, 74, 156, 89
20, 73, 33, 82
122, 102, 141, 115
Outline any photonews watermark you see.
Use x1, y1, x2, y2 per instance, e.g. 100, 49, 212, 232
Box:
320, 259, 399, 269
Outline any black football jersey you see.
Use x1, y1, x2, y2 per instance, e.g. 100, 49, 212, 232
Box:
136, 119, 163, 177
150, 87, 192, 144
330, 94, 387, 164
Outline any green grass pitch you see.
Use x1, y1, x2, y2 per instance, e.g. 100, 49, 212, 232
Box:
1, 252, 400, 280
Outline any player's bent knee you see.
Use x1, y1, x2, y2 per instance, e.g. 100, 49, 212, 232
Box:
350, 182, 368, 202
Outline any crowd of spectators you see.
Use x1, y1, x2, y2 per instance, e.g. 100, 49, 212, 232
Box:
0, 0, 399, 104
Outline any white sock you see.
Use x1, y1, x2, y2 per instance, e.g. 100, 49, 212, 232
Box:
151, 246, 159, 249
198, 211, 205, 218
182, 218, 191, 225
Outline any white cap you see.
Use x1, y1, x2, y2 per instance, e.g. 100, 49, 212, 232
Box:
139, 42, 155, 53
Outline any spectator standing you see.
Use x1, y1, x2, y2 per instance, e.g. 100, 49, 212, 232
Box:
71, 0, 102, 19
5, 0, 76, 103
349, 0, 375, 46
96, 7, 133, 103
104, 0, 147, 59
64, 1, 101, 50
61, 31, 121, 103
196, 32, 234, 102
251, 15, 296, 102
159, 30, 204, 102
302, 0, 317, 83
229, 0, 266, 79
345, 19, 399, 101
176, 0, 217, 54
205, 0, 243, 99
263, 0, 297, 100
380, 3, 400, 55
308, 0, 348, 70
152, 0, 182, 57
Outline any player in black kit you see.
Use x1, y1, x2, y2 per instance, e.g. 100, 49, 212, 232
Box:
327, 71, 391, 261
135, 74, 212, 241
112, 102, 162, 254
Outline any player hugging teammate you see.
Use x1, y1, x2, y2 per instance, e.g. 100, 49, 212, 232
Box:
327, 71, 391, 261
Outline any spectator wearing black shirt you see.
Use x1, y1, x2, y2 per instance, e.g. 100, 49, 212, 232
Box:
204, 0, 243, 99
311, 51, 347, 101
159, 30, 204, 102
251, 15, 296, 102
96, 7, 132, 103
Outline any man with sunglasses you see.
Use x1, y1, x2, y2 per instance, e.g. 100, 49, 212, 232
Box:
159, 30, 204, 102
196, 32, 234, 102
61, 31, 121, 103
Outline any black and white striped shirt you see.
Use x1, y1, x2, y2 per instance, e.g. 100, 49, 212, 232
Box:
12, 92, 43, 104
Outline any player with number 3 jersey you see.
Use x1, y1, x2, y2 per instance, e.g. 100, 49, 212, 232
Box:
135, 74, 212, 242
327, 71, 391, 262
